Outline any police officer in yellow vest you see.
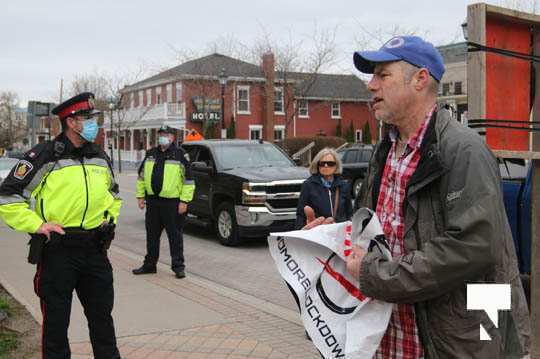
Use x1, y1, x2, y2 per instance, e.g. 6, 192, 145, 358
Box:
0, 92, 122, 358
133, 125, 194, 278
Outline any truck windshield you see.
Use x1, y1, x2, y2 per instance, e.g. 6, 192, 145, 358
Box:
214, 144, 293, 169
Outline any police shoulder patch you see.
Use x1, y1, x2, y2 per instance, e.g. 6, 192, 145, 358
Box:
13, 160, 33, 180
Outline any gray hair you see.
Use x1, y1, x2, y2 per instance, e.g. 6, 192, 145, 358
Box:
309, 147, 343, 175
400, 61, 439, 96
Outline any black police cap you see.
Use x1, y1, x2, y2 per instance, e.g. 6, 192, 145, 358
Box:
158, 125, 176, 135
52, 92, 101, 120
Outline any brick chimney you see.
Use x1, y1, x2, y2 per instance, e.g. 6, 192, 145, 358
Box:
262, 53, 275, 141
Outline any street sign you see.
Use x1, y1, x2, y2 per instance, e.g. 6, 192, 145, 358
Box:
28, 101, 54, 117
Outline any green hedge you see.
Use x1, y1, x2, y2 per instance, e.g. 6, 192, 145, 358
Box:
278, 136, 347, 159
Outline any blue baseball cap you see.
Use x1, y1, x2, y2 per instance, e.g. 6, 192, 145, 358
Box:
353, 36, 445, 82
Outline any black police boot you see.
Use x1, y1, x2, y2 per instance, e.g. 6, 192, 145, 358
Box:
174, 270, 186, 279
132, 266, 157, 275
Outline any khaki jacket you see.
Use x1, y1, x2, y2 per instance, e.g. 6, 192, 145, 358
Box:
357, 110, 530, 358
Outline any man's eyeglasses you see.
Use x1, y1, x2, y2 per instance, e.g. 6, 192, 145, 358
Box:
318, 161, 336, 167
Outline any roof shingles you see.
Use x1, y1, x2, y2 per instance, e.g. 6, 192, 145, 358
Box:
125, 53, 370, 101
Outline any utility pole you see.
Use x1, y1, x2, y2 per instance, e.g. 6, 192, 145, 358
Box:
59, 79, 63, 104
108, 101, 115, 169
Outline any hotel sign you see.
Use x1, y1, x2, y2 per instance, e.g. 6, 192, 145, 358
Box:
191, 112, 221, 122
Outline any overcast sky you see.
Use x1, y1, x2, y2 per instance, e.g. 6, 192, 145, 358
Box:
1, 0, 530, 106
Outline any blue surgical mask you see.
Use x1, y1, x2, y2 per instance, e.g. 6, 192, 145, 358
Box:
158, 136, 170, 146
79, 119, 98, 142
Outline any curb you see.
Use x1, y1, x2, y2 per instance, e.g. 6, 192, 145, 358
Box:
110, 245, 303, 327
0, 272, 41, 322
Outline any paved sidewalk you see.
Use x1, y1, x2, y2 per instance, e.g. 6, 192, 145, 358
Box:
0, 225, 320, 358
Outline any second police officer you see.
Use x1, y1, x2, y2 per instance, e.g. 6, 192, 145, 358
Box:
0, 92, 122, 358
133, 125, 195, 278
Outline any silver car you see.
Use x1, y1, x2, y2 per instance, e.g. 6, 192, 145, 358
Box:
0, 158, 20, 184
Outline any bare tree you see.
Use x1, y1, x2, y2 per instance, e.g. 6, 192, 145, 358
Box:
0, 92, 26, 149
67, 67, 151, 172
167, 25, 338, 139
250, 24, 339, 138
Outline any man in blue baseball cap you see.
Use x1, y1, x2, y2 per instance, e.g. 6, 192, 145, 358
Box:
340, 36, 530, 358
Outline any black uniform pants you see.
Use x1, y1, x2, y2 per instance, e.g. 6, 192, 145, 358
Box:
143, 198, 185, 272
34, 237, 119, 359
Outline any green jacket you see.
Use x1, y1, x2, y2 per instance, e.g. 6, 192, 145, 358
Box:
136, 144, 194, 202
0, 134, 121, 233
357, 110, 530, 358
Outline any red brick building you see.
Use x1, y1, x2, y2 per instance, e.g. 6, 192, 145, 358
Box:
103, 53, 376, 163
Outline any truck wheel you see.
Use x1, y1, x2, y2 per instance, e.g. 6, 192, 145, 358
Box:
353, 178, 363, 198
215, 202, 240, 246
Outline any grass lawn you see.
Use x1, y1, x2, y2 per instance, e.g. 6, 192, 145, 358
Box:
0, 296, 18, 357
0, 286, 40, 358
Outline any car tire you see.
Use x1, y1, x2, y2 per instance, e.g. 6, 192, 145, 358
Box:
215, 202, 240, 246
353, 178, 363, 198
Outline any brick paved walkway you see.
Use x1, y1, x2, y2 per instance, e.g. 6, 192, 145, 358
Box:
58, 248, 319, 359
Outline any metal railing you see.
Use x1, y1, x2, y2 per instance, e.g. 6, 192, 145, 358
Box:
292, 141, 315, 167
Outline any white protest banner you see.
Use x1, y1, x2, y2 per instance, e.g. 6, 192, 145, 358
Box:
268, 208, 392, 359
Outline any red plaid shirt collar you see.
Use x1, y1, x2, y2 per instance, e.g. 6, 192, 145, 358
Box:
374, 105, 435, 359
388, 105, 436, 152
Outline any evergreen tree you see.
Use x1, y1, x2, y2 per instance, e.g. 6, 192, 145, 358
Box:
362, 121, 372, 144
346, 121, 354, 143
335, 119, 342, 137
227, 118, 236, 139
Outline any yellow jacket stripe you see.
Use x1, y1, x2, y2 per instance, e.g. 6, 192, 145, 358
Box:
0, 139, 122, 233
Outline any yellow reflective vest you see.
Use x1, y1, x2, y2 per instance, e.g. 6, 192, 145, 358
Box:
0, 135, 122, 233
136, 144, 195, 202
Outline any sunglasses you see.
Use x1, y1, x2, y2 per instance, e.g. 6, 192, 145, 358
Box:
318, 161, 336, 167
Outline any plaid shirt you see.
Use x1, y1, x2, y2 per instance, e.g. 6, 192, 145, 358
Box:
374, 106, 435, 359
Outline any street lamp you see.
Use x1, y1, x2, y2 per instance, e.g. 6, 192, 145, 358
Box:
108, 100, 115, 168
461, 21, 468, 41
218, 68, 228, 139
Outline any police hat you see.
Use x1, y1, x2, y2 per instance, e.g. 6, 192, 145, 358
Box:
158, 125, 176, 135
52, 92, 102, 120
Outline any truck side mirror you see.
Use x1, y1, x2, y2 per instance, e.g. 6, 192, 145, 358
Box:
293, 157, 303, 166
192, 161, 214, 174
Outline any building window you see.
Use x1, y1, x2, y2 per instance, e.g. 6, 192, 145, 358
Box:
175, 83, 183, 102
355, 129, 362, 143
156, 87, 162, 104
442, 83, 450, 96
274, 87, 284, 114
166, 84, 172, 103
331, 102, 341, 119
298, 100, 308, 117
274, 125, 285, 141
146, 88, 152, 105
454, 81, 462, 95
138, 90, 143, 107
249, 125, 262, 140
237, 85, 250, 114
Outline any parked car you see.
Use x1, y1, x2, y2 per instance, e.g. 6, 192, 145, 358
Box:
182, 140, 310, 246
337, 144, 373, 197
0, 157, 19, 184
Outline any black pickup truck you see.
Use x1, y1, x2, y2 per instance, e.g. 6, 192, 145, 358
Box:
182, 140, 310, 246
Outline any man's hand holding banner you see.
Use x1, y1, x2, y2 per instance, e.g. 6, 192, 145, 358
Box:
268, 208, 392, 359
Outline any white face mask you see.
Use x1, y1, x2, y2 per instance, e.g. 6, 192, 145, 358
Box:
158, 136, 170, 146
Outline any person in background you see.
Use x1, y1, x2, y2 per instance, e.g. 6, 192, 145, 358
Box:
133, 125, 195, 279
295, 147, 352, 229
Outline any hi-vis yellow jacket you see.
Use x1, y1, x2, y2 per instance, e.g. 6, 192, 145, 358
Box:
136, 144, 195, 202
0, 134, 121, 233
